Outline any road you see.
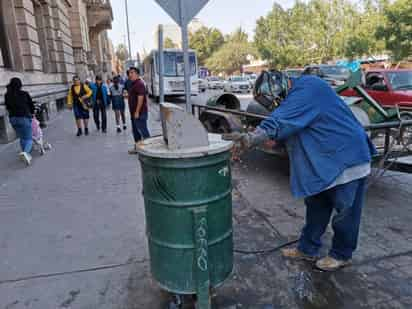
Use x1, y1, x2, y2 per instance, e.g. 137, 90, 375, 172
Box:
0, 90, 412, 308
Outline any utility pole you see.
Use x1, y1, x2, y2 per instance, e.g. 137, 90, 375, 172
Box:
125, 0, 132, 60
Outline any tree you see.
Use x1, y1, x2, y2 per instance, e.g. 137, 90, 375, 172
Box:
344, 0, 386, 59
205, 30, 256, 74
115, 44, 129, 63
254, 0, 384, 68
189, 26, 224, 65
254, 2, 316, 68
164, 37, 178, 49
376, 0, 412, 61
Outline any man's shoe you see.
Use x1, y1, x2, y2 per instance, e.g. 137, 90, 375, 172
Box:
117, 127, 122, 133
84, 128, 89, 136
128, 148, 138, 155
316, 256, 351, 272
102, 129, 107, 134
281, 247, 318, 262
123, 125, 127, 130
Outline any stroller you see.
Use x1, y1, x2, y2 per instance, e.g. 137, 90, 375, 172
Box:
32, 116, 51, 155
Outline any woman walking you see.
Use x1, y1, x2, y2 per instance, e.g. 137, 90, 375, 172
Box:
5, 77, 35, 165
67, 76, 93, 137
110, 76, 127, 133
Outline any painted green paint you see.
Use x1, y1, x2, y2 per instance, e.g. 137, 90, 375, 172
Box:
138, 151, 233, 295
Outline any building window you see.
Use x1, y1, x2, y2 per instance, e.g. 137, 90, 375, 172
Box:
0, 1, 13, 68
34, 2, 49, 72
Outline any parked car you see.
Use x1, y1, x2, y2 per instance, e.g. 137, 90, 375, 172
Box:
207, 76, 224, 89
245, 74, 258, 88
340, 69, 412, 110
224, 76, 251, 93
302, 64, 350, 86
198, 78, 207, 92
284, 68, 303, 78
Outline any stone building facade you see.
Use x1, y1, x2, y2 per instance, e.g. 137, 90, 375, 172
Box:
0, 0, 113, 143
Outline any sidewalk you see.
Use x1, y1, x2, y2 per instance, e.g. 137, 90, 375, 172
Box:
0, 104, 412, 308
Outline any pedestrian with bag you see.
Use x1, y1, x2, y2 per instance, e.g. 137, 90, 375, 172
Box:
67, 75, 93, 137
90, 75, 110, 133
127, 67, 150, 154
110, 76, 127, 133
5, 77, 35, 165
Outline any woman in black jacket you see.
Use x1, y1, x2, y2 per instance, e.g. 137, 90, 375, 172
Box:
5, 77, 35, 165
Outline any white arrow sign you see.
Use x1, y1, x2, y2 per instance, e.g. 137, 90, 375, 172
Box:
155, 0, 210, 26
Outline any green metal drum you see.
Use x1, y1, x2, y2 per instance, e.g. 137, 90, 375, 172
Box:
137, 134, 233, 296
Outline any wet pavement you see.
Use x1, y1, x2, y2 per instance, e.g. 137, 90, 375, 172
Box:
0, 91, 412, 308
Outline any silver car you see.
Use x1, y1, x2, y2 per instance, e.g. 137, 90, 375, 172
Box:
224, 76, 251, 93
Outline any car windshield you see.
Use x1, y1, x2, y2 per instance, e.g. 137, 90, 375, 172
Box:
321, 66, 350, 78
157, 51, 197, 77
231, 76, 246, 82
387, 71, 412, 90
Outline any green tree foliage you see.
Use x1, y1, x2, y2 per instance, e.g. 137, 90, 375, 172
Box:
254, 0, 388, 68
345, 0, 387, 59
205, 29, 257, 74
115, 44, 129, 62
189, 26, 224, 65
164, 37, 178, 49
376, 0, 412, 61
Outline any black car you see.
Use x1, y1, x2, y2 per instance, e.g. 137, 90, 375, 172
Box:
302, 65, 350, 87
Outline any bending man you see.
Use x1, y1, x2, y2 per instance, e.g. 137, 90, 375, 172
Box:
225, 75, 376, 271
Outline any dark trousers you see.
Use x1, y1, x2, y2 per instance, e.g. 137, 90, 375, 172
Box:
93, 101, 107, 131
298, 178, 367, 261
131, 112, 150, 142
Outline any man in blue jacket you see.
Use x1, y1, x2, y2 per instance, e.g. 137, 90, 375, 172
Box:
90, 75, 110, 133
225, 75, 376, 271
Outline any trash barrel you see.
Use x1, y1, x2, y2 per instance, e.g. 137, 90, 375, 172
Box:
136, 103, 234, 309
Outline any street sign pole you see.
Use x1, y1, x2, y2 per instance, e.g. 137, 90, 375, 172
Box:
155, 0, 210, 113
181, 25, 191, 113
179, 0, 192, 113
158, 24, 165, 104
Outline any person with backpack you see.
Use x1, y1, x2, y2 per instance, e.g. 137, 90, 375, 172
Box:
90, 75, 110, 133
109, 76, 127, 133
5, 77, 35, 165
67, 76, 93, 137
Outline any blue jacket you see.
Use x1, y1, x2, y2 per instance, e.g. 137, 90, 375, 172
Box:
90, 83, 110, 106
258, 75, 376, 198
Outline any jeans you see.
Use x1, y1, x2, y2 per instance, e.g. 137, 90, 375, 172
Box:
10, 117, 33, 153
93, 101, 107, 131
298, 178, 367, 261
131, 112, 150, 142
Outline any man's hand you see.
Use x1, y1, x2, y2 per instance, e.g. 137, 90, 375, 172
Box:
222, 129, 270, 161
134, 111, 140, 119
222, 132, 254, 161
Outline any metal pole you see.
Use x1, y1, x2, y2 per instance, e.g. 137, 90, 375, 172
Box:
125, 0, 132, 60
179, 0, 191, 113
158, 25, 165, 104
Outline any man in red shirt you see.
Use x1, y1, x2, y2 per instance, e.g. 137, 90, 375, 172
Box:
127, 67, 150, 154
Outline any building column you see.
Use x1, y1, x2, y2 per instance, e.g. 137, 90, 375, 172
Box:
50, 0, 75, 81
